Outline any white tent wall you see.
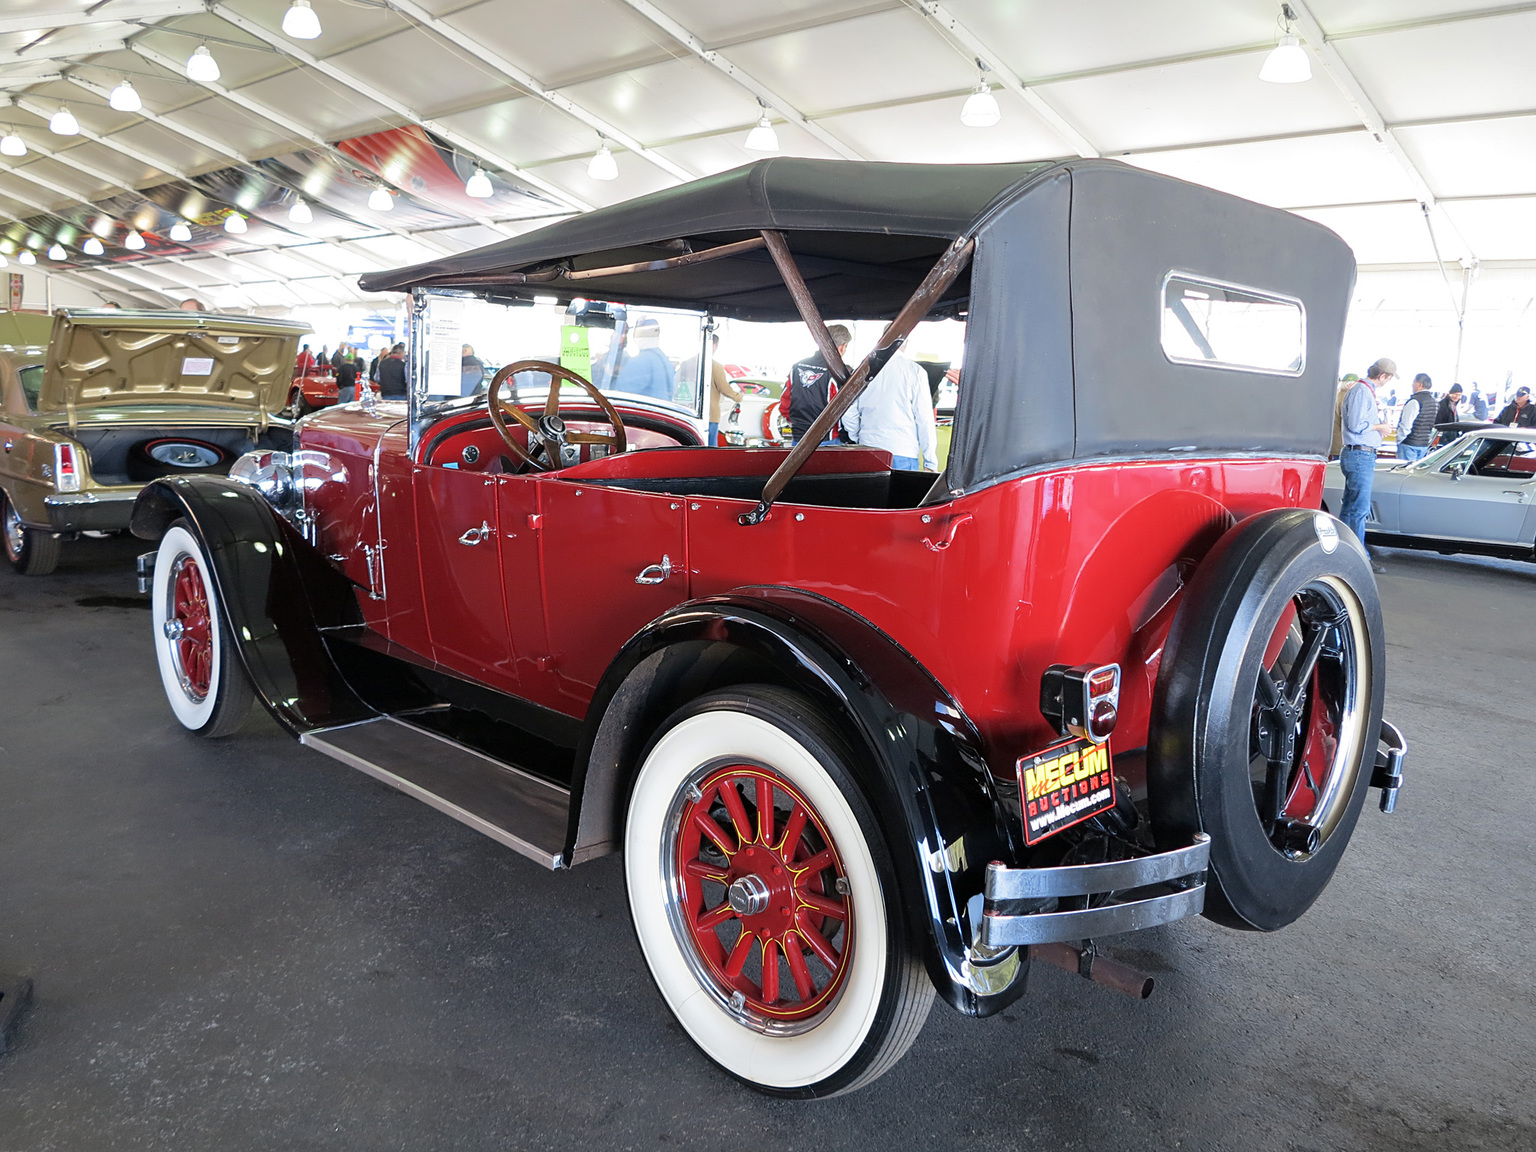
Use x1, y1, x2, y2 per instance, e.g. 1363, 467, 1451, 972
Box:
1343, 267, 1536, 398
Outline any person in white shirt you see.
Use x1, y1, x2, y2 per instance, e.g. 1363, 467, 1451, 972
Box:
841, 351, 938, 471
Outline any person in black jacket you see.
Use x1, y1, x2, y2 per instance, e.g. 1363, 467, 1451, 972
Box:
377, 343, 408, 399
1434, 383, 1463, 427
1496, 387, 1536, 428
1395, 373, 1437, 461
779, 323, 852, 444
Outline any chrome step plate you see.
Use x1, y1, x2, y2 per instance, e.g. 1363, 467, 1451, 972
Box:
301, 716, 569, 869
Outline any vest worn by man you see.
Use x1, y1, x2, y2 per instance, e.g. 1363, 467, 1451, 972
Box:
1401, 392, 1438, 447
784, 352, 841, 442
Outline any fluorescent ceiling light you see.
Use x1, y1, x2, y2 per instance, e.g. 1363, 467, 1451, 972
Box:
587, 146, 617, 182
48, 244, 66, 261
0, 132, 25, 157
19, 250, 37, 264
288, 198, 313, 223
464, 167, 493, 197
109, 79, 142, 112
83, 237, 105, 256
282, 0, 321, 39
186, 45, 220, 82
367, 186, 394, 211
123, 231, 145, 250
1260, 33, 1311, 82
169, 221, 192, 242
961, 84, 1000, 127
49, 106, 80, 135
224, 212, 247, 234
744, 115, 778, 153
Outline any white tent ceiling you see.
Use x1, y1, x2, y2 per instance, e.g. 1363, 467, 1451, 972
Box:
1, 0, 1533, 312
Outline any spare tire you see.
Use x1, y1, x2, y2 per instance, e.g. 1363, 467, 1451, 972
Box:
1147, 507, 1385, 932
126, 438, 233, 482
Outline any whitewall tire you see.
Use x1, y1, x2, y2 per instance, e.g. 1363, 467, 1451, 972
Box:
151, 521, 255, 738
624, 686, 932, 1097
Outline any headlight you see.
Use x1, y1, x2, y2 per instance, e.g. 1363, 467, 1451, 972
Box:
229, 450, 296, 512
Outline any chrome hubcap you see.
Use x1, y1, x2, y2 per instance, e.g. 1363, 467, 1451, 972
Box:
3, 505, 22, 558
727, 874, 771, 917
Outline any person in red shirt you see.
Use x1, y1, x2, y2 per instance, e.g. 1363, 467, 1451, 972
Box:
294, 344, 317, 378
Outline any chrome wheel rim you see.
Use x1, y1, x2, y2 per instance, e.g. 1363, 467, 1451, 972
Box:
1248, 575, 1371, 858
3, 503, 24, 561
162, 553, 213, 702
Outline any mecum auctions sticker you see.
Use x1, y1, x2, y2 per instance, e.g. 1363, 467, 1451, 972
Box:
1017, 738, 1117, 846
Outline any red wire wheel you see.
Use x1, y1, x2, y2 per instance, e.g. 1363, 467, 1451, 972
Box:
672, 764, 853, 1027
170, 556, 214, 701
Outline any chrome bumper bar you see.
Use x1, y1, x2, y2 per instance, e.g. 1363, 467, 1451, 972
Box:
45, 490, 138, 532
978, 834, 1210, 948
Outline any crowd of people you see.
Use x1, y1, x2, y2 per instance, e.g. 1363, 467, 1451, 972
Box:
294, 341, 410, 402
1334, 357, 1533, 572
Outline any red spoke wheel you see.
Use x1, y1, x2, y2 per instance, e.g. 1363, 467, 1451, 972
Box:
626, 686, 933, 1097
151, 521, 256, 738
673, 765, 853, 1027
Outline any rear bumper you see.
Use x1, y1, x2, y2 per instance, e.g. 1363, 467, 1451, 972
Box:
979, 835, 1211, 947
45, 490, 139, 532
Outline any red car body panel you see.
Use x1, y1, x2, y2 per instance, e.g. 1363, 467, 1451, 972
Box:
297, 400, 1320, 784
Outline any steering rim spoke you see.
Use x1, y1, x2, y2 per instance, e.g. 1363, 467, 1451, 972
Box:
486, 359, 628, 471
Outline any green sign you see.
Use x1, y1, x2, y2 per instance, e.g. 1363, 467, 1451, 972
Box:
559, 326, 590, 376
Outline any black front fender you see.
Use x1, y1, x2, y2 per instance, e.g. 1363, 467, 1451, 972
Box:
575, 586, 1027, 1017
132, 476, 372, 735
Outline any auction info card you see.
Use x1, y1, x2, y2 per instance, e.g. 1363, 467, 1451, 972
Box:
1017, 738, 1116, 846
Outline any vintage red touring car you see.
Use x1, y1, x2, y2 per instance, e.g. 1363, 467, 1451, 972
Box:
130, 158, 1406, 1097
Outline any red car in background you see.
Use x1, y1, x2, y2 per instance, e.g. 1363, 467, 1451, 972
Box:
131, 159, 1406, 1097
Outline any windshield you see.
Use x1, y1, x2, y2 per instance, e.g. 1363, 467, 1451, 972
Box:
411, 292, 709, 422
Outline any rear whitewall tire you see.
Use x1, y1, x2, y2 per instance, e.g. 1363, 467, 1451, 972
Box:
624, 687, 932, 1097
152, 522, 255, 737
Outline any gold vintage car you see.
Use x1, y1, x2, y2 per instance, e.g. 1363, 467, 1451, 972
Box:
1, 308, 308, 574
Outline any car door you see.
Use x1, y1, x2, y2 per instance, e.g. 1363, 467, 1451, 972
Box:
1395, 436, 1532, 545
536, 479, 687, 708
413, 463, 516, 690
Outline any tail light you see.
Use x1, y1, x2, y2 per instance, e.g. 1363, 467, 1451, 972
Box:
54, 442, 82, 492
1040, 662, 1121, 744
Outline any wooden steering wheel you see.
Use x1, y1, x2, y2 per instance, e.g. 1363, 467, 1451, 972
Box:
486, 359, 627, 472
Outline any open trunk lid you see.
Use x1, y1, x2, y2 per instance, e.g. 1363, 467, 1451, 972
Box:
39, 309, 310, 428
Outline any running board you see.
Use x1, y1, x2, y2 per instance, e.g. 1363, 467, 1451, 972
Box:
300, 716, 569, 869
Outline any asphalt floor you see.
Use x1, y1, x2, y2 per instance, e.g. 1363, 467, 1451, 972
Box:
0, 534, 1532, 1151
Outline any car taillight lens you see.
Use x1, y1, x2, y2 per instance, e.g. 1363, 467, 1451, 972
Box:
55, 442, 82, 492
1040, 661, 1121, 744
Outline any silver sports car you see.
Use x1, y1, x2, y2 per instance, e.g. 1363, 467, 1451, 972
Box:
1323, 426, 1536, 561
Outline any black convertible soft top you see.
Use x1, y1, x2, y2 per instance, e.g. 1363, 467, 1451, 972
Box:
359, 159, 1049, 319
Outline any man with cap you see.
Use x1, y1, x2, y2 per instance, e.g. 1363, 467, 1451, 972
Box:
1395, 372, 1437, 462
1434, 383, 1463, 428
1339, 358, 1395, 571
1496, 387, 1536, 428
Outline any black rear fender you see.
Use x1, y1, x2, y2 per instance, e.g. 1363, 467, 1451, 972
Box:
131, 476, 372, 735
575, 587, 1022, 1016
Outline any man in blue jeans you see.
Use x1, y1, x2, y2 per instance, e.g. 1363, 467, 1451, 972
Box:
1340, 358, 1396, 573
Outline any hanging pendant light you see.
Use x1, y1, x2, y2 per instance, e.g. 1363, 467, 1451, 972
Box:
109, 79, 142, 112
169, 221, 192, 242
367, 186, 394, 212
123, 231, 145, 250
49, 106, 80, 135
19, 250, 37, 264
586, 145, 617, 181
224, 211, 247, 234
281, 0, 322, 39
48, 243, 67, 261
186, 45, 220, 82
1260, 33, 1311, 82
464, 167, 493, 197
288, 197, 313, 223
0, 131, 25, 157
83, 237, 105, 256
960, 58, 1000, 127
1260, 6, 1311, 83
744, 100, 778, 153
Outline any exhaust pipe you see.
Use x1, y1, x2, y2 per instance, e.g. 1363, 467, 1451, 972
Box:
1030, 941, 1155, 1000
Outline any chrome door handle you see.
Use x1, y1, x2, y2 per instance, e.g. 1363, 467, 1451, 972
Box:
1501, 490, 1529, 502
458, 521, 492, 545
635, 554, 675, 584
